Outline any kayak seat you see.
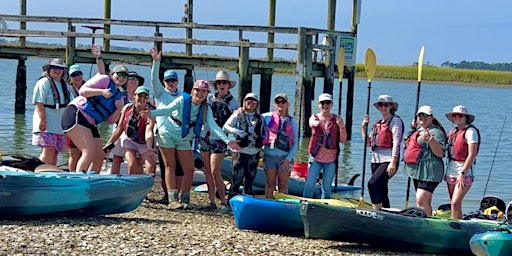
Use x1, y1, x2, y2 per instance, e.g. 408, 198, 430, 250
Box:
397, 207, 427, 218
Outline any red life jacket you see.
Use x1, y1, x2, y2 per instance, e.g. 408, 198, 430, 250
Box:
122, 103, 147, 144
308, 114, 339, 156
370, 116, 395, 149
403, 130, 423, 164
447, 125, 480, 161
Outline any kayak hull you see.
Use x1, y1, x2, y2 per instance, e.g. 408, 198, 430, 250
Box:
470, 229, 512, 256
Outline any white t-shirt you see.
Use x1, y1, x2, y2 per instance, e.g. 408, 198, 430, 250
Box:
445, 127, 479, 177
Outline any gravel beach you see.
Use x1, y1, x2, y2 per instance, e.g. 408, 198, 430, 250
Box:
0, 185, 439, 256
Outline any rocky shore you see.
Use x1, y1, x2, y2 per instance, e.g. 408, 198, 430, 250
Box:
0, 185, 438, 256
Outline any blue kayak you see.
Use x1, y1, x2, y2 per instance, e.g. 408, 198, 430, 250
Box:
0, 167, 153, 217
470, 227, 512, 256
229, 195, 303, 235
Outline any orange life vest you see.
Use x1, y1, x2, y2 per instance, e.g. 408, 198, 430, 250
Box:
447, 125, 480, 161
403, 130, 423, 164
370, 116, 394, 149
122, 103, 147, 144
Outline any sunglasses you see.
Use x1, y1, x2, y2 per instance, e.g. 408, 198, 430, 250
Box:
275, 99, 287, 104
377, 102, 390, 107
128, 76, 139, 81
417, 113, 431, 118
70, 72, 83, 78
452, 113, 465, 118
165, 78, 178, 83
116, 72, 128, 78
215, 80, 229, 85
320, 100, 332, 105
245, 98, 258, 103
50, 66, 65, 70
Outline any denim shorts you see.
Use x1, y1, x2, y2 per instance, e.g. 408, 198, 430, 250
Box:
263, 155, 292, 171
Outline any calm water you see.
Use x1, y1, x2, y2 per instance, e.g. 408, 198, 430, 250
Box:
1, 58, 511, 212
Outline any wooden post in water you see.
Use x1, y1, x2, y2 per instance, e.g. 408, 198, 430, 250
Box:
103, 0, 111, 51
185, 0, 193, 56
19, 0, 26, 47
294, 27, 306, 137
238, 39, 251, 101
323, 37, 335, 95
184, 69, 193, 93
259, 68, 272, 113
345, 66, 355, 140
15, 57, 27, 114
303, 34, 313, 137
266, 0, 276, 61
66, 24, 76, 66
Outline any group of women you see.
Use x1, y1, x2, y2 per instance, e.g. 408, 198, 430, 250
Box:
30, 46, 479, 218
362, 95, 479, 219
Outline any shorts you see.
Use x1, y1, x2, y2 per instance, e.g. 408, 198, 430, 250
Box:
111, 138, 124, 157
263, 155, 292, 171
32, 132, 66, 152
413, 179, 440, 193
61, 105, 100, 138
444, 175, 474, 186
156, 133, 191, 150
122, 136, 151, 156
199, 138, 227, 154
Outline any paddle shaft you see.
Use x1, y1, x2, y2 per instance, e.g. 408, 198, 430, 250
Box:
360, 81, 372, 198
335, 48, 345, 196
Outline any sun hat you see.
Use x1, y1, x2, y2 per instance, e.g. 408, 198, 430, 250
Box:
244, 93, 259, 102
112, 65, 129, 74
209, 71, 236, 89
445, 105, 475, 124
68, 64, 82, 75
134, 86, 150, 96
193, 80, 210, 91
318, 93, 333, 103
417, 105, 433, 116
163, 70, 178, 81
373, 95, 398, 110
274, 93, 288, 102
128, 71, 145, 86
42, 58, 66, 71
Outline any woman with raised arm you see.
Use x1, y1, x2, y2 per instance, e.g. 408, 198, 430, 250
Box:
142, 80, 241, 209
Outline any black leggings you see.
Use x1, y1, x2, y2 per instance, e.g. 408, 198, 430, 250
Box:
368, 162, 395, 208
413, 179, 439, 193
229, 153, 259, 199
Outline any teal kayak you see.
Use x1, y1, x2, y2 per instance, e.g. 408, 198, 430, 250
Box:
470, 227, 512, 256
300, 201, 506, 255
0, 167, 153, 218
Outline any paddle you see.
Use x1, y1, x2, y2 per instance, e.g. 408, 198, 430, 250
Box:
405, 46, 425, 209
358, 48, 376, 207
333, 47, 345, 199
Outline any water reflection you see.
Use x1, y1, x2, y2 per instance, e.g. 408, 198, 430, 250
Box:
13, 114, 27, 152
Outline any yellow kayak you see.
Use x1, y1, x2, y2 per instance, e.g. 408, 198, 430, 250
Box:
274, 192, 372, 209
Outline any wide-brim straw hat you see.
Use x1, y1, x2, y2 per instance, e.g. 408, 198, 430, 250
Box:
128, 71, 145, 86
42, 58, 67, 72
209, 70, 236, 89
445, 105, 475, 124
373, 94, 398, 111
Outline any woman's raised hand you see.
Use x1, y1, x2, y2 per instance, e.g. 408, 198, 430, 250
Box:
150, 47, 161, 62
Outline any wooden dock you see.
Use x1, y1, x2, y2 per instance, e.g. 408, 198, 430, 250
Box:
0, 0, 361, 139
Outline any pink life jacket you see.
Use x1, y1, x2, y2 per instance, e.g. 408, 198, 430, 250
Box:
263, 111, 294, 151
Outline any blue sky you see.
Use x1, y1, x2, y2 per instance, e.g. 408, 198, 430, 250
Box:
2, 0, 511, 66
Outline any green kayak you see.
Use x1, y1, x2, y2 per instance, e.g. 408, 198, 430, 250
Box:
300, 202, 506, 255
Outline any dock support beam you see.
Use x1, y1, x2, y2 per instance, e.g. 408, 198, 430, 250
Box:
103, 0, 111, 51
294, 27, 308, 137
15, 58, 27, 114
266, 0, 276, 61
345, 67, 355, 140
66, 24, 76, 66
259, 69, 272, 113
185, 0, 193, 56
184, 69, 193, 93
238, 39, 251, 101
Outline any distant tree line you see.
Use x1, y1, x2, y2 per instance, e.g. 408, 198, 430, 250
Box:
440, 61, 512, 72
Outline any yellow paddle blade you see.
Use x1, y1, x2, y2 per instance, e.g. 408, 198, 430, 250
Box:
418, 46, 425, 82
337, 47, 345, 77
364, 48, 377, 82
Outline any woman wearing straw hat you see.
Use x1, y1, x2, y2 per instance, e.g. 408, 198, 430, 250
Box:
403, 105, 447, 216
361, 95, 404, 209
444, 105, 480, 219
142, 80, 241, 210
199, 70, 239, 210
32, 58, 73, 166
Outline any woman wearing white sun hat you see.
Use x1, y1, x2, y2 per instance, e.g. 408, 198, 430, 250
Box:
444, 105, 480, 219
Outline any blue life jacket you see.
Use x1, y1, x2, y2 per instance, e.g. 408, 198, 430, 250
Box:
180, 93, 205, 139
82, 80, 122, 124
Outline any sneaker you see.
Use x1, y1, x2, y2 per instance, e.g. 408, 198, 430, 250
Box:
204, 203, 217, 211
181, 192, 191, 210
157, 195, 169, 205
168, 201, 184, 210
219, 204, 232, 214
